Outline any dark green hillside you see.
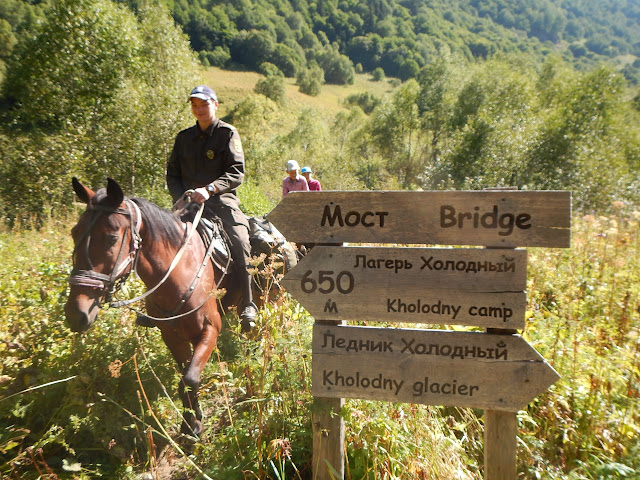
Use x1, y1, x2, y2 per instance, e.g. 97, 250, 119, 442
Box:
2, 0, 640, 85
164, 0, 640, 82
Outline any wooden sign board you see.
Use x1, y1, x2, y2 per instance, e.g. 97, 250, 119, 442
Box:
283, 246, 527, 329
312, 325, 560, 412
267, 191, 571, 247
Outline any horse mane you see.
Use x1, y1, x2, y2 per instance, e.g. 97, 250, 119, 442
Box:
131, 197, 184, 247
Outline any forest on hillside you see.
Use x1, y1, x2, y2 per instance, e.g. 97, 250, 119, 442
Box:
0, 0, 639, 223
2, 0, 640, 87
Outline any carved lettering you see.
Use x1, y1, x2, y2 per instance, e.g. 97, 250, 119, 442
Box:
412, 377, 480, 397
386, 298, 461, 320
321, 204, 389, 228
440, 205, 532, 236
322, 370, 404, 395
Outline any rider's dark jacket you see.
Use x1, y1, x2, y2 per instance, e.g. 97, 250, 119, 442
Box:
166, 118, 244, 210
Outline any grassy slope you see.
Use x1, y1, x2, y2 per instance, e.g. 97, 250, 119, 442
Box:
202, 66, 397, 118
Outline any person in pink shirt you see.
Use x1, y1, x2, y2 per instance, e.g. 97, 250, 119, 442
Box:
301, 166, 322, 191
282, 160, 309, 197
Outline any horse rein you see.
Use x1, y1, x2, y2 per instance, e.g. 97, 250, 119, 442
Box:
108, 200, 205, 309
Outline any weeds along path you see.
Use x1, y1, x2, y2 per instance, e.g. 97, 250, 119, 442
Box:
1, 208, 640, 478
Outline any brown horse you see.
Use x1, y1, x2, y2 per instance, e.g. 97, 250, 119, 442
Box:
64, 177, 241, 438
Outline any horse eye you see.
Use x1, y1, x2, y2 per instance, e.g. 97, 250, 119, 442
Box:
106, 234, 120, 247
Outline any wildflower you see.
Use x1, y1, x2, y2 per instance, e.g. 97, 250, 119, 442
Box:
108, 359, 123, 378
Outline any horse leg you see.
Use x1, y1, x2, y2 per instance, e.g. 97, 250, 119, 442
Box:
181, 326, 219, 437
162, 324, 218, 438
178, 364, 203, 438
159, 331, 203, 438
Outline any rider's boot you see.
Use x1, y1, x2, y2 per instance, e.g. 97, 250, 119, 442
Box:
240, 302, 258, 333
239, 265, 258, 333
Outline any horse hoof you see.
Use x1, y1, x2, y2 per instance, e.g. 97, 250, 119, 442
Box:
180, 419, 202, 439
240, 303, 257, 334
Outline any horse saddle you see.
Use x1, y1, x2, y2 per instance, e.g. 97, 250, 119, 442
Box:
175, 201, 231, 274
196, 216, 231, 274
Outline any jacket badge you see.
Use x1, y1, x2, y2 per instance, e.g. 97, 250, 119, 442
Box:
233, 138, 243, 153
207, 150, 214, 159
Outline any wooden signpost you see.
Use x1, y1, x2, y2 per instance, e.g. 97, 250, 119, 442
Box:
267, 191, 571, 247
312, 324, 559, 412
281, 246, 527, 329
267, 190, 572, 480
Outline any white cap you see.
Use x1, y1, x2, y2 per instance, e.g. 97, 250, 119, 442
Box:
286, 160, 300, 171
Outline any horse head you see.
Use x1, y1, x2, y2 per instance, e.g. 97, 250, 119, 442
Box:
65, 177, 140, 333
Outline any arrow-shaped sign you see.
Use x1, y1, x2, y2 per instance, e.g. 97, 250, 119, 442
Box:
312, 325, 560, 412
267, 191, 571, 247
282, 246, 527, 329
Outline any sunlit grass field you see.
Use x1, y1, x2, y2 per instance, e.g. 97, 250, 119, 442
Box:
202, 66, 397, 119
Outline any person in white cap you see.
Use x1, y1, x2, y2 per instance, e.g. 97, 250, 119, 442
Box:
282, 159, 309, 197
166, 85, 257, 332
301, 166, 322, 191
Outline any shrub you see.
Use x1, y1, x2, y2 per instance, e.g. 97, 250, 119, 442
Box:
372, 67, 385, 81
254, 75, 286, 105
296, 65, 324, 96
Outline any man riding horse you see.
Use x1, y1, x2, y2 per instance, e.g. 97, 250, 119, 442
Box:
166, 85, 257, 332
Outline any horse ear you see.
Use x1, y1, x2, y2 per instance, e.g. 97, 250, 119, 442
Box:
105, 177, 125, 207
72, 177, 94, 204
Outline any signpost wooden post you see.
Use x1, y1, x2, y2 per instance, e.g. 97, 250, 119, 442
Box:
312, 320, 345, 480
267, 190, 571, 480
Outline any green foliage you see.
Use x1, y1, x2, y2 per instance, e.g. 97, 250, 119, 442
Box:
3, 0, 141, 127
238, 181, 277, 217
412, 56, 640, 210
296, 64, 324, 97
0, 18, 12, 54
5, 0, 640, 85
199, 46, 231, 68
0, 215, 177, 479
230, 29, 275, 70
0, 0, 199, 223
269, 43, 304, 78
371, 67, 385, 82
520, 207, 640, 478
365, 79, 427, 189
254, 74, 287, 106
259, 62, 283, 78
314, 45, 356, 85
343, 91, 381, 115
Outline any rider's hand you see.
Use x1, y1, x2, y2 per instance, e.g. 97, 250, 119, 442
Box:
191, 187, 210, 204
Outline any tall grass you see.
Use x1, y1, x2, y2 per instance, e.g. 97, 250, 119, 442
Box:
0, 205, 639, 479
521, 203, 640, 479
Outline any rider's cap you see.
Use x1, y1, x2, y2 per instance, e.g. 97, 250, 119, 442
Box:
286, 160, 300, 171
190, 85, 217, 102
301, 166, 312, 173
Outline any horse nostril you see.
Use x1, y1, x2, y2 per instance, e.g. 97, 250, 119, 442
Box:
64, 301, 95, 333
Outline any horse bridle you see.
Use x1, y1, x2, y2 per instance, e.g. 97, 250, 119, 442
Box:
68, 196, 215, 320
68, 199, 142, 304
